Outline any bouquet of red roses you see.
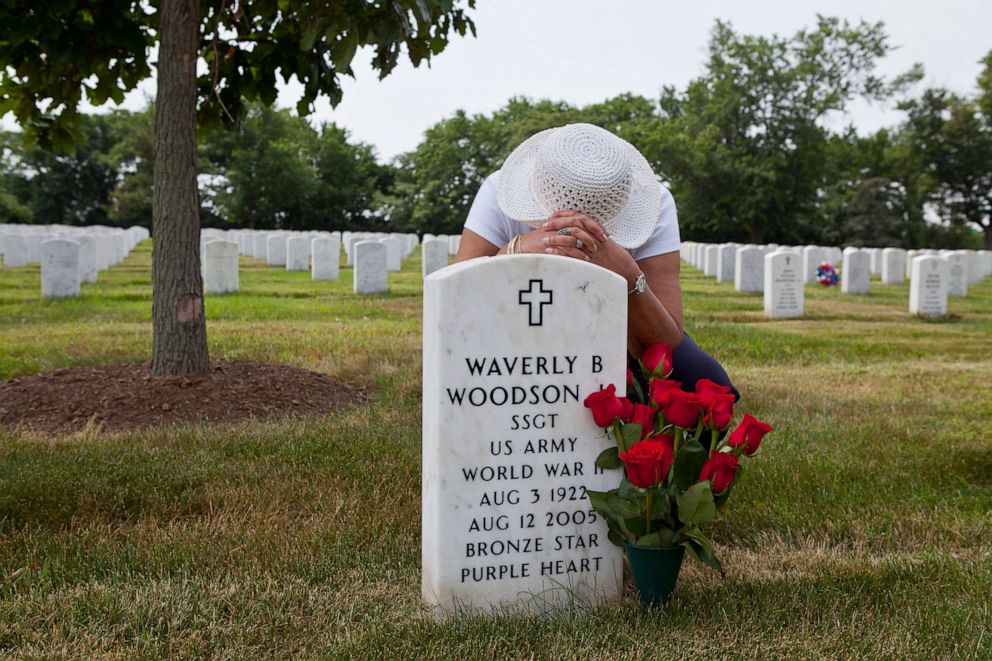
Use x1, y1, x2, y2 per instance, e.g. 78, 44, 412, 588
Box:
583, 343, 772, 573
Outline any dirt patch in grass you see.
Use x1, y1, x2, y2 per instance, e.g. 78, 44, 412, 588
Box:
0, 360, 367, 435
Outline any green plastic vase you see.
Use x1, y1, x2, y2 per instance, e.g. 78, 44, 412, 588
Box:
624, 542, 686, 606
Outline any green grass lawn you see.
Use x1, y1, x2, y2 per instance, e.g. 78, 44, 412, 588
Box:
1, 242, 990, 659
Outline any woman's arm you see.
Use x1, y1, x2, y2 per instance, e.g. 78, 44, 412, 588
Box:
629, 251, 684, 355
541, 212, 684, 356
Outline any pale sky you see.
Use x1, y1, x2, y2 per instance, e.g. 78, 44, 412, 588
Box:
4, 0, 991, 160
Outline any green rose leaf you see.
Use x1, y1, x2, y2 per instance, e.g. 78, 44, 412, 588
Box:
673, 438, 709, 491
624, 516, 647, 538
677, 481, 717, 525
681, 528, 723, 574
620, 423, 642, 444
636, 531, 664, 547
595, 446, 622, 470
618, 478, 639, 500
586, 489, 614, 520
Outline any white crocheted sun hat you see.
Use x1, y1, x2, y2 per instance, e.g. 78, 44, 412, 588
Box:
496, 123, 661, 250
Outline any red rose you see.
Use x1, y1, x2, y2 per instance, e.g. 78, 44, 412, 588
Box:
696, 378, 731, 397
583, 384, 624, 428
619, 437, 674, 489
703, 392, 735, 430
626, 367, 634, 387
696, 379, 735, 430
629, 404, 656, 438
648, 378, 681, 407
727, 412, 773, 456
618, 396, 635, 423
699, 452, 739, 494
641, 343, 673, 378
657, 388, 701, 429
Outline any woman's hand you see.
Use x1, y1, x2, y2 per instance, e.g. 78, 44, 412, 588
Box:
541, 210, 640, 285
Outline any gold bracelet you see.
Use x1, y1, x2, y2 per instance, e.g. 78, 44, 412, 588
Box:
508, 234, 521, 255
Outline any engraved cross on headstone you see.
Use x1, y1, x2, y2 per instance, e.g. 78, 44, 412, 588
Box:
518, 279, 553, 326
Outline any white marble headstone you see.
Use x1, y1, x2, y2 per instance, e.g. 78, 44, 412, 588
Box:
703, 245, 719, 277
380, 237, 403, 272
423, 255, 625, 617
421, 238, 450, 278
734, 246, 764, 293
945, 252, 968, 297
841, 248, 870, 295
802, 246, 829, 284
75, 235, 98, 284
203, 240, 240, 294
266, 234, 287, 266
253, 233, 270, 260
286, 236, 310, 271
2, 235, 26, 267
764, 251, 804, 318
41, 239, 81, 298
353, 240, 388, 294
311, 237, 340, 281
716, 244, 736, 284
881, 248, 906, 285
909, 256, 948, 318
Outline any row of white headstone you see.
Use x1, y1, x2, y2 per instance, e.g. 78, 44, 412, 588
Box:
0, 224, 149, 298
196, 228, 461, 295
680, 241, 992, 319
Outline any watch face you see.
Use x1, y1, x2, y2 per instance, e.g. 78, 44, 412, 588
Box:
636, 272, 647, 293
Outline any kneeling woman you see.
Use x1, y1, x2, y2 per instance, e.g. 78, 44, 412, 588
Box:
453, 123, 737, 399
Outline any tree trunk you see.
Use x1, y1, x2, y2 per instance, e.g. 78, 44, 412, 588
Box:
985, 225, 992, 250
151, 0, 209, 376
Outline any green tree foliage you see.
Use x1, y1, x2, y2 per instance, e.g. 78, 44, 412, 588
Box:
199, 105, 389, 230
105, 107, 155, 227
898, 84, 992, 249
1, 1, 477, 150
0, 114, 120, 225
387, 96, 660, 235
649, 17, 920, 244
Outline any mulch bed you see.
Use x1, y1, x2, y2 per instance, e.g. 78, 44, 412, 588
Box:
0, 360, 368, 435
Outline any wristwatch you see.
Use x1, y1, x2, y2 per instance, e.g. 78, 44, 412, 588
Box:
628, 271, 647, 296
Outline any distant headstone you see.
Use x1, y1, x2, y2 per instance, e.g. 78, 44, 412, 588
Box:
203, 240, 240, 294
964, 250, 981, 285
353, 240, 388, 294
286, 236, 310, 271
945, 251, 968, 297
253, 233, 270, 260
868, 248, 881, 275
905, 250, 920, 278
764, 251, 804, 318
266, 234, 287, 266
841, 248, 870, 295
909, 256, 949, 318
25, 234, 44, 264
421, 238, 450, 278
881, 248, 906, 285
311, 236, 340, 281
2, 235, 26, 267
716, 244, 736, 283
734, 246, 764, 293
703, 245, 719, 277
380, 237, 403, 272
41, 239, 81, 298
802, 246, 829, 284
75, 234, 98, 284
422, 254, 624, 617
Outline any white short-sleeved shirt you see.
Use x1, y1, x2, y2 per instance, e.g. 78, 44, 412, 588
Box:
463, 169, 681, 261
